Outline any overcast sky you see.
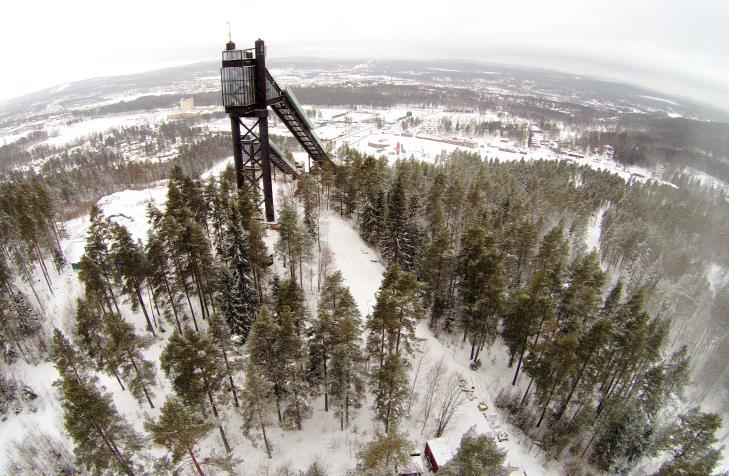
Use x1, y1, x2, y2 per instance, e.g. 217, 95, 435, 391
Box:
2, 0, 728, 111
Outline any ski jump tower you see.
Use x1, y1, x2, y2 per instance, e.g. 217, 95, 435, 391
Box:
221, 38, 331, 222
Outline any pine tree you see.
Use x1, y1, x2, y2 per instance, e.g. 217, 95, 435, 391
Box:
459, 223, 504, 361
275, 201, 301, 279
208, 313, 241, 407
110, 223, 155, 335
357, 425, 412, 474
439, 426, 507, 476
73, 296, 105, 364
556, 251, 605, 333
102, 313, 157, 408
160, 327, 232, 452
276, 278, 307, 334
278, 307, 311, 430
146, 215, 185, 333
248, 306, 286, 423
418, 227, 454, 332
329, 309, 366, 430
145, 397, 213, 476
655, 409, 723, 476
366, 264, 420, 374
308, 273, 345, 411
78, 205, 120, 316
176, 211, 217, 320
241, 361, 275, 458
373, 353, 409, 432
51, 330, 140, 475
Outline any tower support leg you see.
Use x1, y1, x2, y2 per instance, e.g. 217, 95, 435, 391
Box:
255, 39, 275, 222
230, 116, 244, 188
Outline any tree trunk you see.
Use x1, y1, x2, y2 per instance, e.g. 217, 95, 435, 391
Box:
172, 254, 199, 331
323, 357, 328, 412
536, 379, 559, 427
161, 271, 183, 333
258, 409, 272, 458
112, 366, 126, 391
203, 376, 231, 452
556, 358, 590, 421
128, 352, 154, 409
186, 444, 206, 476
134, 285, 156, 336
274, 384, 283, 423
512, 345, 526, 386
91, 420, 135, 476
520, 377, 534, 406
221, 346, 239, 407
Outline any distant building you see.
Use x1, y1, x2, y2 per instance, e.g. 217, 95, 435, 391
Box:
180, 97, 195, 111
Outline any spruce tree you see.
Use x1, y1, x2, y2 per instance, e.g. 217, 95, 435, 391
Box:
218, 207, 259, 342
381, 174, 409, 266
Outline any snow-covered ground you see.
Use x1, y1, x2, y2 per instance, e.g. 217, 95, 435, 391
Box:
44, 110, 175, 148
0, 155, 562, 474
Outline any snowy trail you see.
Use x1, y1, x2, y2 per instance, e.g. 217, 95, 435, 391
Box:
584, 204, 606, 254
320, 211, 384, 317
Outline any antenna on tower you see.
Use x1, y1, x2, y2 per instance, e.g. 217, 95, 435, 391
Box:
227, 21, 232, 42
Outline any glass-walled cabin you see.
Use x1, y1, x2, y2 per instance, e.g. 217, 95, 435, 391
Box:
221, 48, 255, 108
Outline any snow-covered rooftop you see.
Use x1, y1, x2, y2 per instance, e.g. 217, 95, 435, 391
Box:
426, 436, 459, 467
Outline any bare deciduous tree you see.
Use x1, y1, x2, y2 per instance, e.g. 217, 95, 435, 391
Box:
420, 358, 447, 434
432, 373, 467, 437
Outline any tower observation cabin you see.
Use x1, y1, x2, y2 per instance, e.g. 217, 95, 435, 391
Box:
221, 38, 332, 222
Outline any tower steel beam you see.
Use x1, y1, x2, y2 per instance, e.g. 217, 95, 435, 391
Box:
254, 39, 275, 222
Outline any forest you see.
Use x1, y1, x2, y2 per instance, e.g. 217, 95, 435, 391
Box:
0, 135, 727, 474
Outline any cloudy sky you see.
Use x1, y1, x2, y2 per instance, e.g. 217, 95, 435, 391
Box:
2, 0, 728, 110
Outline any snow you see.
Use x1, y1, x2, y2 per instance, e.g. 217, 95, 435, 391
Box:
585, 205, 606, 253
411, 323, 561, 475
638, 95, 679, 106
1, 154, 557, 475
44, 110, 174, 147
